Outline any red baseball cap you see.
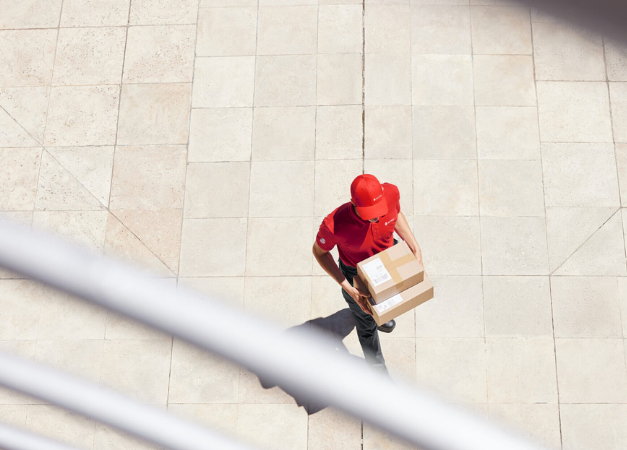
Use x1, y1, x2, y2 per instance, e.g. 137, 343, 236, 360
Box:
350, 174, 388, 220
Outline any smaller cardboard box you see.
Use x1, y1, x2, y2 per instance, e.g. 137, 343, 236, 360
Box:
354, 273, 434, 326
356, 241, 424, 304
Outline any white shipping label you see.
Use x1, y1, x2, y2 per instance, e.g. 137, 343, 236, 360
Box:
373, 293, 403, 314
362, 258, 392, 287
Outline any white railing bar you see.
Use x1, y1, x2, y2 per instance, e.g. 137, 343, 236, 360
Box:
0, 421, 81, 450
0, 351, 257, 450
0, 218, 547, 450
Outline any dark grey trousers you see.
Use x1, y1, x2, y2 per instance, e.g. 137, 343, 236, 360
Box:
339, 257, 390, 374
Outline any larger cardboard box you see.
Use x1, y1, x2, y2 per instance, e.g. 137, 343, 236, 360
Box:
356, 241, 424, 303
354, 272, 434, 326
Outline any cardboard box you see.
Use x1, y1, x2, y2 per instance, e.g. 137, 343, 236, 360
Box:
354, 272, 434, 326
356, 241, 424, 303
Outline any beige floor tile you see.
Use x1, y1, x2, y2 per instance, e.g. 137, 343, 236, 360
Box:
414, 216, 482, 275
35, 150, 105, 211
415, 338, 486, 403
412, 55, 473, 105
546, 206, 616, 272
617, 144, 627, 205
0, 405, 28, 427
26, 405, 96, 448
36, 286, 107, 339
481, 217, 549, 275
53, 27, 126, 86
318, 5, 363, 54
311, 275, 348, 317
380, 337, 415, 382
123, 25, 195, 83
0, 110, 40, 147
129, 0, 198, 24
473, 55, 535, 106
488, 404, 561, 450
178, 276, 245, 308
202, 0, 258, 5
60, 0, 130, 27
188, 107, 252, 162
110, 145, 186, 210
364, 159, 413, 215
0, 30, 56, 87
365, 106, 412, 159
1, 0, 63, 29
100, 339, 171, 404
252, 106, 316, 160
415, 276, 483, 337
478, 160, 544, 216
0, 87, 49, 143
0, 280, 44, 340
308, 407, 361, 450
365, 53, 412, 105
197, 7, 257, 56
0, 148, 41, 210
179, 218, 248, 276
249, 161, 314, 217
169, 338, 239, 403
365, 5, 411, 54
605, 37, 627, 82
555, 211, 626, 276
33, 340, 103, 384
412, 0, 468, 3
238, 367, 297, 404
168, 403, 238, 436
610, 83, 627, 142
243, 276, 311, 327
258, 6, 317, 55
556, 338, 627, 403
193, 57, 255, 108
314, 159, 363, 217
532, 21, 605, 81
536, 81, 613, 142
414, 160, 479, 216
45, 86, 120, 146
185, 162, 250, 218
486, 337, 557, 403
475, 106, 540, 159
412, 105, 476, 159
470, 5, 531, 54
319, 0, 361, 3
411, 5, 471, 55
32, 211, 108, 252
483, 276, 553, 337
94, 424, 160, 450
112, 209, 183, 273
236, 404, 308, 450
620, 278, 627, 336
317, 53, 363, 105
316, 105, 363, 159
45, 146, 113, 206
255, 55, 317, 107
246, 217, 313, 275
551, 276, 622, 337
561, 404, 627, 450
104, 212, 175, 276
363, 425, 417, 450
541, 143, 619, 207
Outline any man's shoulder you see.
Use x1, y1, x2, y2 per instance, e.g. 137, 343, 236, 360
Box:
382, 183, 399, 202
321, 202, 352, 231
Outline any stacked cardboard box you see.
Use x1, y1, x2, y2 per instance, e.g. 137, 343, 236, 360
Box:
354, 241, 433, 326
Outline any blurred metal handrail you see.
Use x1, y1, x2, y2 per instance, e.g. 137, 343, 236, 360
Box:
0, 218, 547, 450
0, 420, 81, 450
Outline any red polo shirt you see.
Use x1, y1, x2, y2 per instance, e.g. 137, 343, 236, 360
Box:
316, 183, 401, 267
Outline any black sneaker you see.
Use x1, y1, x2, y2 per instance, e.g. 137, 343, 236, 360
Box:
377, 319, 396, 333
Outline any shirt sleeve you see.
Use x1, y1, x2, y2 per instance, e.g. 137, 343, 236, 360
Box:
316, 218, 337, 252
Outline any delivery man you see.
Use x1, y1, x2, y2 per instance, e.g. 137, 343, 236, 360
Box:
312, 174, 423, 373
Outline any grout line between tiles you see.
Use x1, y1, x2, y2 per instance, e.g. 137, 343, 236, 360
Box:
0, 105, 43, 146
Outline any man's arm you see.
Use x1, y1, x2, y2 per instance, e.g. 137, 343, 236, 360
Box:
394, 211, 423, 266
312, 242, 372, 315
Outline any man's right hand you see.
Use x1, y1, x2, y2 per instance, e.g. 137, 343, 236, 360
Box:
346, 285, 373, 316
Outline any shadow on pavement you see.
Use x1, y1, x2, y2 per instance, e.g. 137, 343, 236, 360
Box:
257, 308, 365, 415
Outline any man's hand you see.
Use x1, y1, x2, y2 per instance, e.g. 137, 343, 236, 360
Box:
346, 285, 373, 315
413, 248, 423, 267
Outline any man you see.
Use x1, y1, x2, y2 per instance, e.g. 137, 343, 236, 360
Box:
312, 174, 423, 373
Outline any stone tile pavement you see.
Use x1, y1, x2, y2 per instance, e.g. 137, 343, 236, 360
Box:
1, 0, 627, 449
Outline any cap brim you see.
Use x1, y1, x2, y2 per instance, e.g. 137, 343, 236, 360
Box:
356, 199, 388, 220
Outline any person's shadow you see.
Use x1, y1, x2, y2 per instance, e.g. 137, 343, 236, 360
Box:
257, 308, 365, 415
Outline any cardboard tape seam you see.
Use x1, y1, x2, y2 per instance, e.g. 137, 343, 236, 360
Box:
377, 251, 415, 285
